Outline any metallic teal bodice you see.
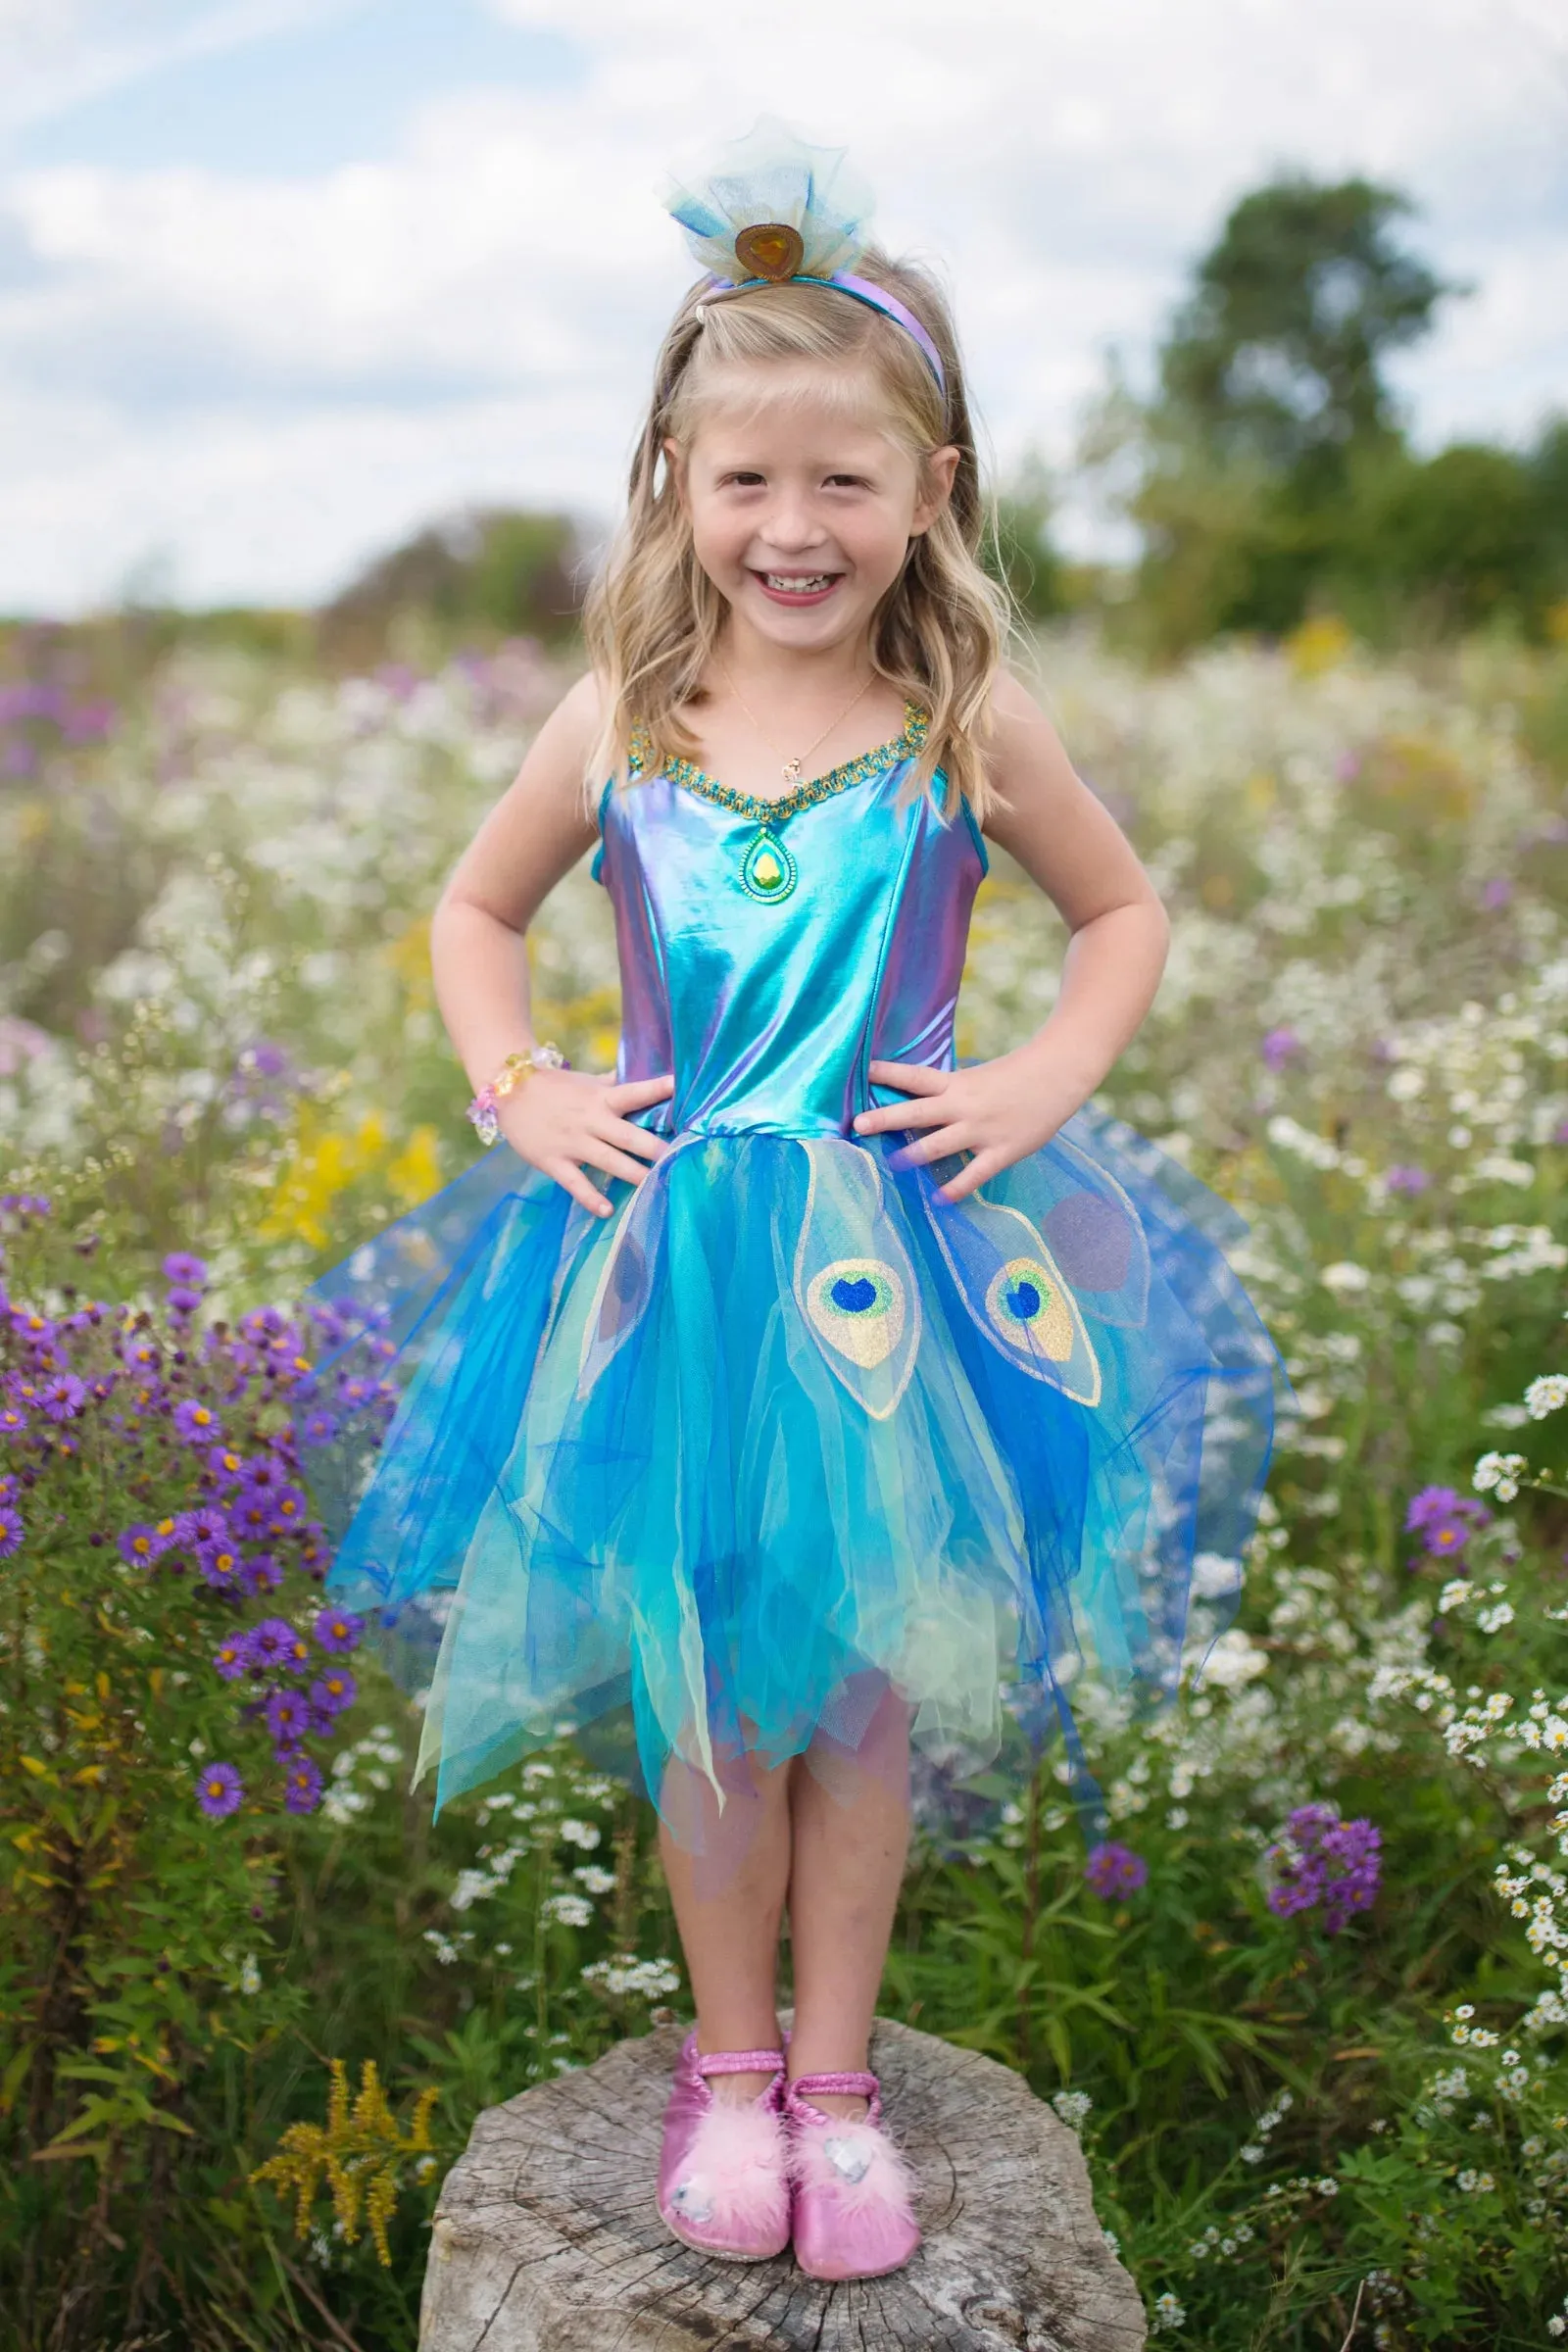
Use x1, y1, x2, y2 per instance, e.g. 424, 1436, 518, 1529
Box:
591, 708, 989, 1138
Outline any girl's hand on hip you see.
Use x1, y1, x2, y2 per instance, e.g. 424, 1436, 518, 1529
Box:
853, 1053, 1085, 1203
499, 1069, 674, 1217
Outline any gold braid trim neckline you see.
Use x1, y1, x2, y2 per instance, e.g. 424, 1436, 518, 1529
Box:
628, 703, 930, 823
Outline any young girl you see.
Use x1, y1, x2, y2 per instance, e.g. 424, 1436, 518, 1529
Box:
300, 120, 1288, 2284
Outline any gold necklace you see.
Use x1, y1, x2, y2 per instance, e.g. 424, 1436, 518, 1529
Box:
714, 659, 876, 789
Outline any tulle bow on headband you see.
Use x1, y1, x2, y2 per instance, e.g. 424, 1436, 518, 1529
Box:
663, 117, 947, 394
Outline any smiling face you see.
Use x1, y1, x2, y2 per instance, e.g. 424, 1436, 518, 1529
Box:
665, 363, 959, 657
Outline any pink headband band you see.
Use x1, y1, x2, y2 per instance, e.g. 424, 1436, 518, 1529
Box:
701, 270, 947, 397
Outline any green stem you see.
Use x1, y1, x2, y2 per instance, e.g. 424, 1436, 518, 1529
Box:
533, 1835, 550, 2068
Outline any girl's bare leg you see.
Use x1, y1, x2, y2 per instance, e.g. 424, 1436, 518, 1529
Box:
659, 1742, 793, 2106
784, 1684, 911, 2120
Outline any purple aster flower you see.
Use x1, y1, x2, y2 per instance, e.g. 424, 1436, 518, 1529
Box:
1404, 1485, 1463, 1531
239, 1551, 283, 1595
1084, 1840, 1149, 1899
197, 1544, 242, 1592
301, 1410, 338, 1446
213, 1636, 248, 1681
266, 1687, 311, 1744
196, 1761, 244, 1820
310, 1666, 357, 1715
0, 1504, 22, 1558
1404, 1488, 1490, 1556
238, 1453, 284, 1491
284, 1755, 323, 1815
246, 1616, 297, 1669
0, 1403, 26, 1437
269, 1484, 307, 1527
1264, 1803, 1380, 1934
172, 1397, 222, 1443
206, 1444, 244, 1481
336, 1374, 376, 1410
1385, 1164, 1430, 1195
229, 1489, 274, 1541
1260, 1027, 1303, 1072
174, 1504, 229, 1550
167, 1286, 203, 1317
118, 1523, 165, 1566
163, 1251, 209, 1288
39, 1374, 86, 1424
314, 1606, 364, 1653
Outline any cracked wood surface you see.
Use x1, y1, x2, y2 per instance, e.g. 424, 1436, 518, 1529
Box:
418, 2018, 1147, 2352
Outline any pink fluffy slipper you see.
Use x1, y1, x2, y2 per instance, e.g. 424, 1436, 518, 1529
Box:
785, 2067, 921, 2281
657, 2034, 791, 2261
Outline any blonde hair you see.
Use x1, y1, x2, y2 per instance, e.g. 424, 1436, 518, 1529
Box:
581, 246, 1011, 818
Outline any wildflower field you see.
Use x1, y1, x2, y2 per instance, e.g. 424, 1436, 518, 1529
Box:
1, 614, 1566, 2348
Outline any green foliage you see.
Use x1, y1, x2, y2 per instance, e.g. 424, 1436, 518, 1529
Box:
316, 505, 586, 669
4, 627, 1568, 2344
986, 453, 1067, 620
1157, 171, 1457, 489
1327, 440, 1550, 643
1076, 164, 1568, 658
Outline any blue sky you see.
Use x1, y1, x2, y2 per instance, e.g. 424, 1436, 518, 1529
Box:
1, 0, 1565, 615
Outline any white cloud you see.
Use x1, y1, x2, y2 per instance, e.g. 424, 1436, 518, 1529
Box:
0, 1, 352, 136
1, 0, 1564, 612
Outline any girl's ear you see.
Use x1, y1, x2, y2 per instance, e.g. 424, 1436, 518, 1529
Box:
910, 444, 961, 536
662, 436, 689, 511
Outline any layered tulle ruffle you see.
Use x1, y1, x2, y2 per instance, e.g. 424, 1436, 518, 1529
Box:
296, 1107, 1292, 1849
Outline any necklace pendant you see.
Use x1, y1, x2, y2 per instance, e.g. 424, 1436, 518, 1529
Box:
781, 757, 803, 786
740, 824, 799, 905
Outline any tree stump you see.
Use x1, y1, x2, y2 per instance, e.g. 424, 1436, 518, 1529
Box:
418, 2017, 1146, 2351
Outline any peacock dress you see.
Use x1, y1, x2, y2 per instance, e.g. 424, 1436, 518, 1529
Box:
297, 703, 1293, 1848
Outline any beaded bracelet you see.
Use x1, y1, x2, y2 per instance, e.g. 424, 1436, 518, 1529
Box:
466, 1042, 567, 1147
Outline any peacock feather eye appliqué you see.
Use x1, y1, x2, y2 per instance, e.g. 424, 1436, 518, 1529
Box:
793, 1142, 922, 1416
985, 1256, 1076, 1363
918, 1188, 1102, 1406
806, 1259, 906, 1367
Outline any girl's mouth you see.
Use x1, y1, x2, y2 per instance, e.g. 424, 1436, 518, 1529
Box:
752, 570, 843, 607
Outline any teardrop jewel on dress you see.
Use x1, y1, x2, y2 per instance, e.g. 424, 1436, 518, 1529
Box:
740, 825, 799, 903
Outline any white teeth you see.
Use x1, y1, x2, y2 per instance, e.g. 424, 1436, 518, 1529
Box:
764, 573, 835, 592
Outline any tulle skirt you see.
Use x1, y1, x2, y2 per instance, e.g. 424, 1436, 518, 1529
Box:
296, 1109, 1293, 1852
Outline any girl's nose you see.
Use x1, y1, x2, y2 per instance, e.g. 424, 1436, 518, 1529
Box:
760, 499, 825, 557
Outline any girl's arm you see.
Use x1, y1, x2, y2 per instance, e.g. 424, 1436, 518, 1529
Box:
852, 667, 1169, 1203
431, 672, 673, 1217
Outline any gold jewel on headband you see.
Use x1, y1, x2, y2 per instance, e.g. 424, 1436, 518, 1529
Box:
663, 116, 947, 394
733, 221, 805, 282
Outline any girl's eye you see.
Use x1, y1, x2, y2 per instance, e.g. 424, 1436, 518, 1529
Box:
722, 471, 766, 487
825, 474, 870, 490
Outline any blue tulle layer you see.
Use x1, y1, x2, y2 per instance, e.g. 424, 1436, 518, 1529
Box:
296, 1109, 1293, 1847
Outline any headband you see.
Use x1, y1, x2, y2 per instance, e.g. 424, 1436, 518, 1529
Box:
664, 118, 948, 398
